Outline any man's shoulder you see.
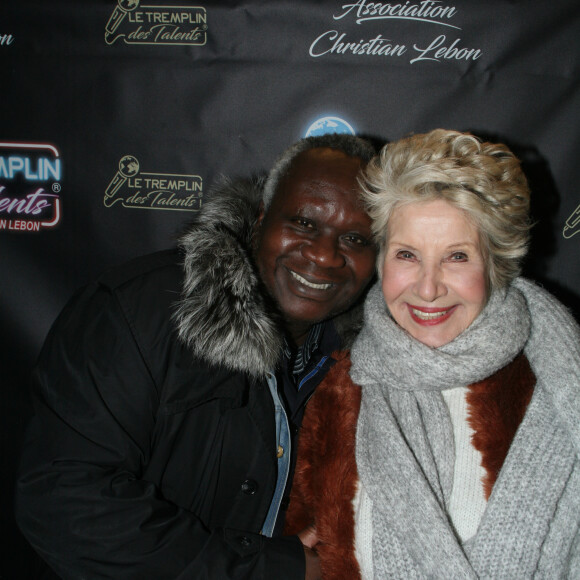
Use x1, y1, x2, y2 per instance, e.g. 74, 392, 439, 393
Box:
97, 249, 183, 292
88, 250, 187, 343
43, 250, 187, 380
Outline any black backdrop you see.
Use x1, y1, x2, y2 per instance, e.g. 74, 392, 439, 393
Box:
2, 1, 580, 577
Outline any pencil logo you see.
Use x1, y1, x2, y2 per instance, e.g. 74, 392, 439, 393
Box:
563, 203, 580, 239
105, 0, 140, 45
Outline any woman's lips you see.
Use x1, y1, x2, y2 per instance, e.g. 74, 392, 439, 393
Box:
407, 304, 457, 326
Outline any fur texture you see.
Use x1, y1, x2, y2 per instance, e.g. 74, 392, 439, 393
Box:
467, 353, 536, 499
285, 352, 362, 580
173, 177, 284, 377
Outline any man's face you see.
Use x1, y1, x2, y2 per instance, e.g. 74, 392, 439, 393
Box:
254, 148, 376, 344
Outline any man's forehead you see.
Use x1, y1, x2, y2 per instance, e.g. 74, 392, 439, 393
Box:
270, 158, 367, 217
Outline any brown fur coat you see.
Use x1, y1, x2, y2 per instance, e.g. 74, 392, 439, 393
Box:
284, 351, 535, 580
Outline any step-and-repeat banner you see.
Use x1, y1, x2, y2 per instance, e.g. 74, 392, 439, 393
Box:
2, 1, 579, 576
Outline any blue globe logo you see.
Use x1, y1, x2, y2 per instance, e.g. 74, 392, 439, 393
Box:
305, 116, 356, 137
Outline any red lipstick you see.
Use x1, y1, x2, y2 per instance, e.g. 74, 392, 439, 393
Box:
406, 304, 457, 326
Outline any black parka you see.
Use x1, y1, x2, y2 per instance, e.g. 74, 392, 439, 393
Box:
15, 180, 364, 579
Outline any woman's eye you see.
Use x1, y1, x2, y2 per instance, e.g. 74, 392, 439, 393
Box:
396, 250, 415, 260
448, 252, 468, 262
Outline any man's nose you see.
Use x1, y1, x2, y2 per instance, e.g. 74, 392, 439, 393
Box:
416, 264, 446, 302
301, 235, 346, 268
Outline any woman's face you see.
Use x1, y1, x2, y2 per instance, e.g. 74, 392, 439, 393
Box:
381, 199, 488, 348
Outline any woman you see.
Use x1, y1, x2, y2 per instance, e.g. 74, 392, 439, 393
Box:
285, 129, 580, 579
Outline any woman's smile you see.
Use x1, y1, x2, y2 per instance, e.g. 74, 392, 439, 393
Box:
407, 304, 457, 325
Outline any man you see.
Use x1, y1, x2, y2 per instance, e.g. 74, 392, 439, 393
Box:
15, 134, 377, 579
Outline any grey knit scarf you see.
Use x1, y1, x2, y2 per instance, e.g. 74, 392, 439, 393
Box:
351, 278, 580, 579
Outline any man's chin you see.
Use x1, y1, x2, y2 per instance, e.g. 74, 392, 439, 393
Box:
281, 302, 352, 329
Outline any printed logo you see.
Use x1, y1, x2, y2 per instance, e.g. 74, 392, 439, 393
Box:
105, 0, 207, 46
104, 154, 203, 211
0, 142, 62, 233
309, 0, 482, 65
305, 116, 356, 137
563, 203, 580, 239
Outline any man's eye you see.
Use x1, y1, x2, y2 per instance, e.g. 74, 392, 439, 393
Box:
293, 217, 314, 229
344, 234, 369, 246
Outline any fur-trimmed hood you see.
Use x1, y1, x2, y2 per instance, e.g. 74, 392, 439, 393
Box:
172, 178, 366, 378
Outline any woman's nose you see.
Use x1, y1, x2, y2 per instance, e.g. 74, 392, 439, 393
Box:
416, 265, 446, 302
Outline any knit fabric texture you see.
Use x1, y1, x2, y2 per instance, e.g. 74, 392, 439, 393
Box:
351, 278, 580, 579
441, 387, 488, 542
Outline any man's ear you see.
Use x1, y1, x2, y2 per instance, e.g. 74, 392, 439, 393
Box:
252, 201, 265, 250
255, 201, 265, 228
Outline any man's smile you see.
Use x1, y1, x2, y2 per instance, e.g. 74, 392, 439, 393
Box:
289, 269, 333, 291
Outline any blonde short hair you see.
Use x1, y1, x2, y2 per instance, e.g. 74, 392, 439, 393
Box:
360, 129, 532, 290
